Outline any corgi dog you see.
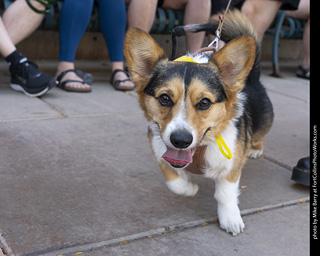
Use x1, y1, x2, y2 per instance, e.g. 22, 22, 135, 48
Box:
124, 10, 273, 235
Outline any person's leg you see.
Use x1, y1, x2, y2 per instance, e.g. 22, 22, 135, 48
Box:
287, 0, 309, 78
241, 0, 281, 42
163, 0, 211, 53
100, 0, 134, 90
125, 0, 158, 32
56, 0, 94, 91
0, 16, 55, 97
2, 0, 45, 45
0, 17, 16, 57
299, 18, 309, 75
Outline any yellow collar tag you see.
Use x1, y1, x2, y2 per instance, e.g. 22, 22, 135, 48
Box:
173, 55, 198, 63
216, 135, 232, 160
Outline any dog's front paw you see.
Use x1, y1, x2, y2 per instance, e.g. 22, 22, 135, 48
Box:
218, 204, 245, 236
166, 177, 199, 196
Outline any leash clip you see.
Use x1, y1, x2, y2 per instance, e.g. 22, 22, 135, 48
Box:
208, 30, 220, 49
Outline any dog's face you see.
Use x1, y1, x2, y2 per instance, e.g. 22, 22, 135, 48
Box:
125, 28, 255, 168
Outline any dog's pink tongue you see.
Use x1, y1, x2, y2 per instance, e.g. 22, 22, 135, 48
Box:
162, 147, 193, 166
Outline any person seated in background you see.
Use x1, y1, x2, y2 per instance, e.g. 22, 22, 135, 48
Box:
126, 0, 211, 54
0, 0, 56, 97
242, 0, 309, 79
56, 0, 134, 92
210, 0, 309, 79
286, 0, 309, 79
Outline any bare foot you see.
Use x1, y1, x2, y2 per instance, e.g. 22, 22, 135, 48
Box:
111, 69, 135, 91
58, 70, 91, 91
56, 61, 91, 92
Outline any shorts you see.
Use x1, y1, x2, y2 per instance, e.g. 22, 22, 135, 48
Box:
158, 0, 165, 7
211, 0, 244, 15
279, 0, 300, 10
211, 0, 300, 15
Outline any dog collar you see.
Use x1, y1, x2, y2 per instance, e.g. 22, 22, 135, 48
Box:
216, 135, 232, 160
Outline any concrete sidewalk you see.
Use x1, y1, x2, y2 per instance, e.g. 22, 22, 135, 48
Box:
0, 61, 310, 256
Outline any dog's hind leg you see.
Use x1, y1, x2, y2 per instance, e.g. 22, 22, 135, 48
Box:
248, 139, 264, 159
159, 161, 199, 196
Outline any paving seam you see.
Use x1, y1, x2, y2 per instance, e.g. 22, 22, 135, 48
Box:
265, 87, 309, 104
39, 98, 67, 118
0, 111, 142, 124
26, 197, 309, 256
0, 232, 14, 256
0, 116, 63, 123
262, 154, 292, 171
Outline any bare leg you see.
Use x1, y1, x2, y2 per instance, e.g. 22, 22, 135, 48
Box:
0, 17, 16, 57
2, 0, 45, 45
163, 0, 211, 53
241, 0, 281, 42
183, 0, 211, 52
287, 0, 310, 74
126, 0, 157, 32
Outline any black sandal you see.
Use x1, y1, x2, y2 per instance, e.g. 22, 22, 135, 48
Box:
110, 69, 135, 91
296, 66, 310, 80
57, 69, 93, 92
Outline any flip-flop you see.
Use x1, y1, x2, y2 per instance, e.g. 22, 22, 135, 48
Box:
57, 69, 93, 92
110, 69, 135, 91
296, 65, 310, 80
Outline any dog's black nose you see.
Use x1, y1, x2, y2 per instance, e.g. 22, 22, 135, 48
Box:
170, 130, 193, 149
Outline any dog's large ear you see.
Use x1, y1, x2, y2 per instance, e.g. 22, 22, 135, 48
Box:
213, 36, 256, 92
125, 28, 165, 90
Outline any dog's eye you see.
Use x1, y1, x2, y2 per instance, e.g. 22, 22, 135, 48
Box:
196, 98, 212, 110
158, 94, 173, 107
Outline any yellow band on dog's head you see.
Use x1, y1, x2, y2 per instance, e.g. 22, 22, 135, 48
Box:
173, 55, 198, 63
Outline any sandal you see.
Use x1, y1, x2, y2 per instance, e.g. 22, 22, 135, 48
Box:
110, 69, 135, 91
57, 69, 93, 92
296, 65, 310, 80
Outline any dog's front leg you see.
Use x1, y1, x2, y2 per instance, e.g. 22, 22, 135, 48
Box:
214, 177, 244, 235
149, 125, 199, 197
159, 161, 199, 196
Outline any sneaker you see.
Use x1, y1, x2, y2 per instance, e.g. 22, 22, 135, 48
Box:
9, 57, 57, 97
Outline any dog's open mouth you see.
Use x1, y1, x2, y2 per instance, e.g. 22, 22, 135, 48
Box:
162, 147, 195, 168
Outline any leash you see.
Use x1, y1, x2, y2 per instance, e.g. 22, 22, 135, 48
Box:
207, 0, 232, 50
170, 0, 232, 60
170, 0, 233, 160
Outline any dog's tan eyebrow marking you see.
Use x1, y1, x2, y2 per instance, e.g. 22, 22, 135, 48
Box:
144, 63, 188, 96
143, 62, 226, 103
182, 63, 227, 103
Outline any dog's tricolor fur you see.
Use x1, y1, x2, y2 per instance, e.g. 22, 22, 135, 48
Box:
124, 10, 273, 235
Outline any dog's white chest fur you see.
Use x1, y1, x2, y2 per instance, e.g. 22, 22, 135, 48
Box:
203, 121, 237, 179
